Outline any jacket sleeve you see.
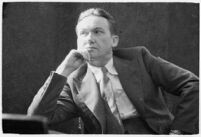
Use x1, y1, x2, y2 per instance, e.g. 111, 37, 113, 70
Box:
140, 47, 199, 134
27, 71, 78, 124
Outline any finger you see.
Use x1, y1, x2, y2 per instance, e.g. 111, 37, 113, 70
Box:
78, 50, 90, 61
74, 51, 85, 60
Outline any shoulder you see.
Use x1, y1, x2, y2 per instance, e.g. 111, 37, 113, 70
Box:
113, 46, 150, 59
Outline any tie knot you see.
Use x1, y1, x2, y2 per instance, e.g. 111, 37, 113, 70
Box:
100, 67, 109, 84
101, 67, 108, 75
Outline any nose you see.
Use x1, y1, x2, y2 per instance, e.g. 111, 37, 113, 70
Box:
86, 32, 95, 44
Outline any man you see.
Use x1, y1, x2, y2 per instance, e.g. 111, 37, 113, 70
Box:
27, 8, 199, 134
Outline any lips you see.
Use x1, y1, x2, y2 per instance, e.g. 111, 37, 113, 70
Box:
86, 46, 97, 49
86, 46, 98, 51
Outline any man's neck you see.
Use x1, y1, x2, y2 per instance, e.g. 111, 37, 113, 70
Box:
88, 54, 112, 67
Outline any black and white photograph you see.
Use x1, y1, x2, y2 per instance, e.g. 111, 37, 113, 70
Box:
2, 1, 199, 134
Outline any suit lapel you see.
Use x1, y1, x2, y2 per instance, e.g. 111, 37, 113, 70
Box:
67, 63, 106, 133
78, 66, 106, 132
113, 56, 145, 116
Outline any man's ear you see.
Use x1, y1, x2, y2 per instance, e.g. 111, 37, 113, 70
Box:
112, 35, 119, 48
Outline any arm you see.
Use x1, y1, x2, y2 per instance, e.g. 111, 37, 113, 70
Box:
140, 47, 199, 134
28, 49, 88, 123
27, 72, 78, 123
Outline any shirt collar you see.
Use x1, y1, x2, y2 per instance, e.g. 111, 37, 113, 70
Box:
104, 58, 118, 75
88, 58, 118, 82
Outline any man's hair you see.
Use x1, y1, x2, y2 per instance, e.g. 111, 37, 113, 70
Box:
76, 8, 117, 35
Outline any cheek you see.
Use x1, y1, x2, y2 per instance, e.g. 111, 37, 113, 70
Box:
77, 38, 84, 50
99, 38, 113, 49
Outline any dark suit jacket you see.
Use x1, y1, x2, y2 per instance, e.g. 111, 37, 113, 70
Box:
27, 46, 199, 134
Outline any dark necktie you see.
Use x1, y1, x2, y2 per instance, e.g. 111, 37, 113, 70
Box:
99, 67, 124, 133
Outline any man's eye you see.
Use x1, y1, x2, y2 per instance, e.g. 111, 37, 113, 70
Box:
80, 31, 87, 36
94, 30, 102, 34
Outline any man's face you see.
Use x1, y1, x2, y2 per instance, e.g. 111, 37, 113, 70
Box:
76, 15, 118, 62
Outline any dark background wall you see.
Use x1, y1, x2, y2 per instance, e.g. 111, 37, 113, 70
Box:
2, 2, 199, 133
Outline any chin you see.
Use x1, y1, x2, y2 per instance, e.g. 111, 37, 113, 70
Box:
87, 59, 104, 67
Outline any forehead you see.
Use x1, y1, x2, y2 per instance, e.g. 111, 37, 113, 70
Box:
76, 16, 110, 31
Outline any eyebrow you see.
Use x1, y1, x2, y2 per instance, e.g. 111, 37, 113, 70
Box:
79, 27, 105, 32
94, 27, 105, 31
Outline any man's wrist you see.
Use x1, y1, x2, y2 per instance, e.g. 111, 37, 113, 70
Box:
55, 70, 71, 78
55, 67, 74, 78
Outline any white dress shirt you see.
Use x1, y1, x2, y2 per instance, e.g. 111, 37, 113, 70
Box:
88, 58, 138, 120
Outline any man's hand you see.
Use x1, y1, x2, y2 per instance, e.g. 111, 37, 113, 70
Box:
55, 49, 86, 78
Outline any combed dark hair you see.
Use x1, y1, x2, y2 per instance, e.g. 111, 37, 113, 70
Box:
76, 8, 117, 34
